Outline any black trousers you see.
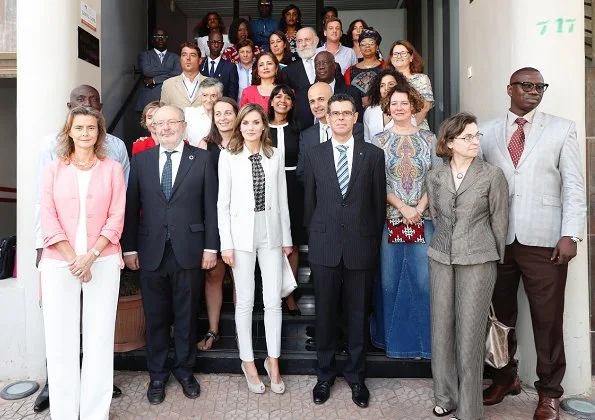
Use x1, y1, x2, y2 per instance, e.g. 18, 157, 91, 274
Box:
310, 260, 374, 384
140, 242, 203, 382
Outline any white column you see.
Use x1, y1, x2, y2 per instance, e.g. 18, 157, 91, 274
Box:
459, 0, 590, 394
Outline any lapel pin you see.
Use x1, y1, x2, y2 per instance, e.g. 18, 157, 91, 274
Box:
189, 155, 194, 160
359, 152, 363, 155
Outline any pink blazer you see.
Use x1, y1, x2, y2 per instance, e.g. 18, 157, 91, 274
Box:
40, 158, 126, 266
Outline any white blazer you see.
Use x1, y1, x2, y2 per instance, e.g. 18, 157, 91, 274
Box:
217, 146, 293, 252
480, 111, 586, 248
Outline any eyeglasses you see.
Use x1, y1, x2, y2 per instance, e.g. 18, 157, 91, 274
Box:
154, 120, 184, 128
329, 110, 355, 118
359, 41, 377, 47
452, 132, 483, 142
152, 35, 168, 40
208, 40, 224, 44
392, 51, 410, 58
510, 82, 549, 93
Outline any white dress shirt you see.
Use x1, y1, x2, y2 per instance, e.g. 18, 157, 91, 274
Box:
154, 48, 167, 63
236, 62, 253, 103
331, 136, 355, 178
364, 105, 394, 143
506, 108, 536, 146
328, 79, 336, 92
182, 73, 200, 101
303, 57, 316, 84
319, 122, 332, 143
206, 56, 222, 77
184, 106, 212, 146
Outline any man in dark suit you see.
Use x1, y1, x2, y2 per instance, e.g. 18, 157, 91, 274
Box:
135, 28, 182, 112
303, 93, 386, 408
122, 105, 219, 405
283, 27, 319, 129
199, 31, 239, 100
296, 82, 364, 183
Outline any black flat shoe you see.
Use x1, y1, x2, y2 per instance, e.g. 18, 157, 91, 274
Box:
178, 375, 200, 399
33, 382, 50, 413
112, 384, 122, 398
350, 382, 370, 408
147, 380, 166, 405
313, 380, 333, 405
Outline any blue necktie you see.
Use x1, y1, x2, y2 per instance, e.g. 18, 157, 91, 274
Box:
336, 145, 349, 198
209, 60, 215, 77
161, 151, 176, 201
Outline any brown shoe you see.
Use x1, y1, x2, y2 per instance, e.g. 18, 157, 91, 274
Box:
482, 376, 521, 405
533, 396, 560, 420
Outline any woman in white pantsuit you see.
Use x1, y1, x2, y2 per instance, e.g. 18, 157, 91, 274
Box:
39, 107, 126, 420
218, 103, 293, 394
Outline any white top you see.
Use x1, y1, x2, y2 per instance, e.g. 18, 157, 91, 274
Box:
316, 44, 358, 75
269, 123, 295, 171
331, 136, 355, 178
154, 48, 167, 63
184, 106, 212, 146
364, 105, 394, 143
302, 57, 316, 84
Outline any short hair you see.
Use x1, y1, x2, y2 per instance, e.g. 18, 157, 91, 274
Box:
388, 40, 424, 74
236, 38, 256, 53
325, 17, 342, 30
228, 103, 274, 158
382, 84, 425, 115
179, 42, 201, 56
140, 101, 161, 129
203, 97, 239, 146
251, 52, 283, 85
268, 30, 292, 65
228, 18, 253, 45
267, 84, 296, 126
152, 27, 168, 36
368, 69, 410, 108
436, 112, 478, 158
510, 66, 541, 82
56, 107, 107, 161
327, 93, 356, 113
198, 77, 224, 96
279, 4, 302, 31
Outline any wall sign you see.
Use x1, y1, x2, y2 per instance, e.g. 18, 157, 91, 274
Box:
80, 1, 97, 31
537, 17, 577, 35
78, 27, 100, 67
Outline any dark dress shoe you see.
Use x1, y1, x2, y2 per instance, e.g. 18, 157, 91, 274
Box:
33, 382, 50, 413
147, 380, 166, 405
313, 380, 333, 404
483, 375, 521, 405
533, 396, 560, 420
112, 384, 122, 398
178, 375, 200, 399
350, 382, 370, 408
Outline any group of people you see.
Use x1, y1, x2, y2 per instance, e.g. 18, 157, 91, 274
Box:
34, 2, 585, 420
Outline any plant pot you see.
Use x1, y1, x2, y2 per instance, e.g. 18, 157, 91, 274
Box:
114, 294, 145, 352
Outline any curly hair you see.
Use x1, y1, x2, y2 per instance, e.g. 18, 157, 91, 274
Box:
388, 40, 425, 74
228, 103, 274, 158
228, 18, 253, 45
367, 69, 409, 108
251, 52, 283, 85
279, 4, 302, 32
195, 12, 225, 37
382, 83, 425, 115
56, 107, 107, 161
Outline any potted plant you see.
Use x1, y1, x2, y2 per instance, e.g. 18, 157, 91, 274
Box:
114, 268, 145, 352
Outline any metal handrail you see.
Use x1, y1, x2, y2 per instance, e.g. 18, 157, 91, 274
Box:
107, 76, 143, 134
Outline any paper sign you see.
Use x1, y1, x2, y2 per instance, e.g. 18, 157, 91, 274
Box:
80, 1, 97, 31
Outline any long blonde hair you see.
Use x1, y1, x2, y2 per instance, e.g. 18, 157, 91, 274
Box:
227, 103, 274, 158
56, 107, 107, 160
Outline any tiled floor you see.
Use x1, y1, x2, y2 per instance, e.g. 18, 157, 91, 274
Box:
0, 372, 585, 419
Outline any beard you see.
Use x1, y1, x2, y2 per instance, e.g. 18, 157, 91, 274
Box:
297, 46, 317, 60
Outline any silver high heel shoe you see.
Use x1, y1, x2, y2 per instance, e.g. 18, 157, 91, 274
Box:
241, 362, 265, 394
264, 357, 286, 394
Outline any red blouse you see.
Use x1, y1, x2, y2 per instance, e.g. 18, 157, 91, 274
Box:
221, 44, 264, 64
131, 136, 157, 155
239, 85, 271, 111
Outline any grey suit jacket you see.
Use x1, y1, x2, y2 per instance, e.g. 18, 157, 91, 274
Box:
160, 73, 205, 109
426, 158, 509, 266
135, 50, 181, 111
480, 111, 586, 247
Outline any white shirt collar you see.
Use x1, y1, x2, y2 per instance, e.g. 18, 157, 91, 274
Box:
507, 108, 537, 126
182, 72, 200, 84
154, 48, 167, 56
207, 55, 222, 68
329, 79, 336, 92
160, 139, 185, 154
331, 136, 354, 149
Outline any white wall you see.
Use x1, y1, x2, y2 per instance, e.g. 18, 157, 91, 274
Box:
460, 0, 590, 395
0, 78, 16, 238
339, 9, 407, 60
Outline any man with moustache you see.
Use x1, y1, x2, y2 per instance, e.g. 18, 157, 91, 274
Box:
161, 43, 205, 108
122, 105, 219, 405
199, 31, 239, 100
481, 67, 586, 420
135, 27, 181, 112
33, 84, 129, 412
304, 93, 385, 408
283, 27, 320, 129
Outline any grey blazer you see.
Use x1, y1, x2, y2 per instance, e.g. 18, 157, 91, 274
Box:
426, 158, 509, 266
480, 111, 586, 247
134, 50, 181, 111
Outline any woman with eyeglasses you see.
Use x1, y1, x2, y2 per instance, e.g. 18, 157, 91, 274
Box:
388, 40, 434, 131
370, 84, 439, 363
344, 29, 385, 108
239, 52, 282, 111
426, 112, 509, 420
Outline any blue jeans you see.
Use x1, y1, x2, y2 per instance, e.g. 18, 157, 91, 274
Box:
370, 220, 433, 358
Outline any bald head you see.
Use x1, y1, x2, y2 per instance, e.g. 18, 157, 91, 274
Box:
308, 82, 333, 122
315, 51, 336, 83
68, 85, 101, 111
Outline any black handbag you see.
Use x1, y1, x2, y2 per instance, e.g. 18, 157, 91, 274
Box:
0, 236, 16, 280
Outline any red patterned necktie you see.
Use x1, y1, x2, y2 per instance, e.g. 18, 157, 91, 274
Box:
508, 117, 527, 167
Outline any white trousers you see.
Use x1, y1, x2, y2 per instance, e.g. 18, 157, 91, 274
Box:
41, 254, 120, 420
233, 212, 283, 361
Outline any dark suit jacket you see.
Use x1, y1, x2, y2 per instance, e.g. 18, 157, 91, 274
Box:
135, 50, 181, 111
200, 57, 239, 101
283, 60, 314, 130
121, 144, 219, 271
303, 140, 386, 270
296, 122, 365, 183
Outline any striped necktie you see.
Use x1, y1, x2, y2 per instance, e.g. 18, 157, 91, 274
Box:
508, 117, 527, 167
336, 145, 349, 198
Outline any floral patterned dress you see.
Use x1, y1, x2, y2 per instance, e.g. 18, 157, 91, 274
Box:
408, 73, 434, 131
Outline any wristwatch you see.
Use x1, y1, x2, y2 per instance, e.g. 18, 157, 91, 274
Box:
91, 248, 101, 257
570, 237, 581, 243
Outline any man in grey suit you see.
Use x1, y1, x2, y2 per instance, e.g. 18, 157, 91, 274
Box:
135, 28, 181, 112
481, 67, 586, 420
304, 93, 385, 408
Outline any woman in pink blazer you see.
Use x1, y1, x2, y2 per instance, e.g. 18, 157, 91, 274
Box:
39, 106, 126, 420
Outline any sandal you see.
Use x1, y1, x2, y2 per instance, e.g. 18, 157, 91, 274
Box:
197, 331, 219, 351
433, 406, 454, 417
